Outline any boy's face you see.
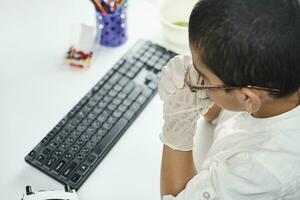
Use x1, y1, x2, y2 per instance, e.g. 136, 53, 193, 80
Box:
191, 47, 246, 112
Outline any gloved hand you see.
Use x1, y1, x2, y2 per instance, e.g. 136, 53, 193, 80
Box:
158, 55, 214, 151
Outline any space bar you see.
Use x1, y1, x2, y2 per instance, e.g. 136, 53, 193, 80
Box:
93, 117, 129, 155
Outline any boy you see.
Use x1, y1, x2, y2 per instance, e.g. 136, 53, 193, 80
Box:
158, 0, 300, 199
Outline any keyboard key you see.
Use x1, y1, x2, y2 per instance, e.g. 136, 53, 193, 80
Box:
123, 98, 133, 107
91, 121, 102, 130
81, 147, 90, 155
97, 101, 109, 110
108, 103, 118, 111
79, 131, 90, 140
119, 76, 130, 86
75, 154, 85, 162
76, 139, 85, 146
27, 150, 36, 159
148, 81, 157, 90
87, 112, 97, 121
131, 66, 140, 74
123, 81, 136, 94
93, 106, 103, 114
107, 116, 118, 124
71, 130, 81, 138
117, 92, 127, 100
70, 146, 79, 152
77, 124, 87, 133
128, 86, 143, 100
86, 127, 97, 136
70, 173, 82, 184
91, 133, 103, 142
107, 72, 122, 85
103, 121, 113, 130
66, 136, 75, 144
123, 110, 134, 120
97, 114, 108, 123
55, 135, 65, 143
49, 142, 59, 149
103, 83, 113, 91
86, 154, 97, 165
140, 55, 149, 64
64, 153, 73, 160
118, 63, 131, 74
113, 110, 123, 118
126, 71, 135, 78
41, 138, 49, 146
78, 163, 89, 174
45, 157, 56, 169
108, 89, 118, 97
154, 50, 163, 58
134, 60, 144, 69
112, 97, 122, 106
36, 155, 46, 164
113, 84, 123, 92
94, 118, 128, 155
103, 95, 113, 103
60, 143, 70, 150
53, 160, 67, 174
129, 102, 141, 113
43, 148, 52, 156
142, 87, 153, 98
62, 161, 78, 179
86, 141, 96, 149
118, 104, 128, 113
97, 128, 108, 136
97, 88, 108, 96
136, 95, 147, 105
153, 63, 162, 74
101, 110, 112, 119
54, 150, 63, 157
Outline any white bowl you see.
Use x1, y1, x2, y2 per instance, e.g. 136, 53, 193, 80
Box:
160, 0, 198, 46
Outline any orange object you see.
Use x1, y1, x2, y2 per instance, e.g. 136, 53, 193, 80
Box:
94, 0, 107, 13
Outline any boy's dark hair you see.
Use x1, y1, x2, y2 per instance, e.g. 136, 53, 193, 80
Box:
189, 0, 300, 97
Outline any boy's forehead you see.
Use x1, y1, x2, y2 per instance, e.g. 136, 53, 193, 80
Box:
190, 47, 224, 84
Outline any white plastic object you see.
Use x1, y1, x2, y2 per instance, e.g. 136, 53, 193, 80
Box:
70, 23, 96, 52
160, 0, 198, 45
21, 186, 80, 200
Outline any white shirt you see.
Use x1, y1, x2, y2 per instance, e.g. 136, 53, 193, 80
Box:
163, 105, 300, 200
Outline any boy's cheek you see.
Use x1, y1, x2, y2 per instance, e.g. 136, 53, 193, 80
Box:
207, 90, 237, 110
206, 90, 224, 106
206, 90, 218, 101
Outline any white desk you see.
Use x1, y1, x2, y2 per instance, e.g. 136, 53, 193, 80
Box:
0, 0, 196, 199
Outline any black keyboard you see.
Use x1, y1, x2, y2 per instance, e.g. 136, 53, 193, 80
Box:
25, 40, 176, 189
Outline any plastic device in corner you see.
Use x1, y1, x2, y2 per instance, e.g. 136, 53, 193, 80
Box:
21, 185, 80, 200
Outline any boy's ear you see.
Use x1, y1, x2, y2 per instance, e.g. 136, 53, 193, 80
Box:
240, 88, 262, 113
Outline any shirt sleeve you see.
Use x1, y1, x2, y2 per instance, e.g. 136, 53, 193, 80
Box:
162, 151, 282, 200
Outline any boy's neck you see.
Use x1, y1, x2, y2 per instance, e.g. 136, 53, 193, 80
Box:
253, 92, 300, 118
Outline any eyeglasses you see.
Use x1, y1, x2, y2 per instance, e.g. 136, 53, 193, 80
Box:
184, 64, 281, 93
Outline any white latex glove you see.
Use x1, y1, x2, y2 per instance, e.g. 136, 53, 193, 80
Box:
158, 55, 214, 151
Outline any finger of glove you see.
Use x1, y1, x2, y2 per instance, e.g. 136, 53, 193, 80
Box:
160, 66, 177, 95
157, 80, 170, 101
169, 55, 191, 89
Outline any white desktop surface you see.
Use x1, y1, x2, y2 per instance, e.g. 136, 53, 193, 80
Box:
0, 0, 194, 199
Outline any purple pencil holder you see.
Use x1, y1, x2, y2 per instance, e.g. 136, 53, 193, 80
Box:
96, 5, 128, 47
